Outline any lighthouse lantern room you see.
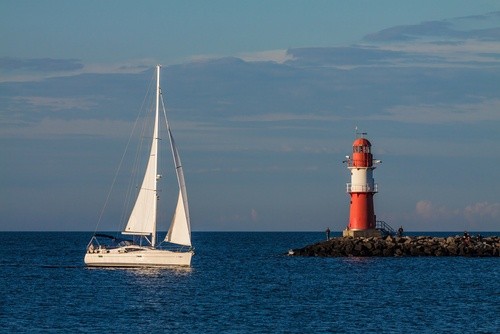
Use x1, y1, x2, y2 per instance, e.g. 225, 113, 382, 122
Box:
343, 134, 382, 238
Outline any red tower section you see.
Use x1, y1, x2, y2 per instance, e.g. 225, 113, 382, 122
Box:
343, 136, 380, 237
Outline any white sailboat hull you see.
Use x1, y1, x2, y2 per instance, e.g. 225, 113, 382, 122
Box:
84, 246, 193, 267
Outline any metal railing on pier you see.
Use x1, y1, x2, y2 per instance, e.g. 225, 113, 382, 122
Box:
376, 220, 396, 236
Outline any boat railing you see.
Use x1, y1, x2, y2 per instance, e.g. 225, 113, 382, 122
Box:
86, 234, 138, 253
86, 236, 111, 253
158, 243, 193, 252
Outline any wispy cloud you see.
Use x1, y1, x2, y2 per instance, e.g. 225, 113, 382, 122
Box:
286, 46, 408, 67
0, 57, 84, 72
230, 112, 343, 123
370, 39, 500, 67
358, 12, 500, 71
250, 208, 259, 222
0, 118, 133, 139
415, 200, 500, 230
12, 96, 98, 112
185, 49, 293, 64
378, 98, 500, 124
464, 202, 500, 222
238, 49, 293, 63
415, 200, 459, 220
0, 57, 152, 83
364, 12, 500, 42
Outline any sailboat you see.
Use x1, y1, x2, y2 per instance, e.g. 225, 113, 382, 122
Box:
84, 65, 194, 267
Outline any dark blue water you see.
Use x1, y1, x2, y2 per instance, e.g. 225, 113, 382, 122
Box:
1, 232, 498, 333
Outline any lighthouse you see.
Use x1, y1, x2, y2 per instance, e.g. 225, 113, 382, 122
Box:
343, 134, 382, 238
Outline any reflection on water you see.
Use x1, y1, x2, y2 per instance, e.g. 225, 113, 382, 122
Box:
340, 256, 374, 265
85, 265, 193, 276
128, 266, 193, 277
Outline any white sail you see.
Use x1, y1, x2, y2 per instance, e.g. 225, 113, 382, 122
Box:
165, 127, 192, 246
123, 111, 159, 236
166, 190, 191, 246
123, 66, 160, 238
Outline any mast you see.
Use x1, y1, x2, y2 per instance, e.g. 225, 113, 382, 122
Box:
151, 64, 161, 247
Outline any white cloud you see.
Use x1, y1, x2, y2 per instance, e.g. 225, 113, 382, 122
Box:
185, 49, 294, 65
415, 200, 458, 220
250, 208, 259, 222
464, 202, 500, 222
237, 49, 293, 63
82, 61, 151, 74
415, 200, 500, 230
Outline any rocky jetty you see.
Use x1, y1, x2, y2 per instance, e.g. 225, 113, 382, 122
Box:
288, 235, 500, 257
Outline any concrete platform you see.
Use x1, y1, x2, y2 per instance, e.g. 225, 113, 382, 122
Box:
342, 228, 381, 238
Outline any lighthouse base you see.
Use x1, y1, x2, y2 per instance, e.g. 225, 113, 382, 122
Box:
343, 228, 381, 238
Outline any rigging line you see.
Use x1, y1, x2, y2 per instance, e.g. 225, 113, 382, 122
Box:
159, 88, 171, 132
160, 90, 179, 168
94, 69, 157, 234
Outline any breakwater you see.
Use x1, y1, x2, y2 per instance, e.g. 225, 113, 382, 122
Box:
288, 235, 499, 257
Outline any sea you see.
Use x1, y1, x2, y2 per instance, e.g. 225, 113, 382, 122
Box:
1, 232, 498, 333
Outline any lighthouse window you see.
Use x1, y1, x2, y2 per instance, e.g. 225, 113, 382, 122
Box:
363, 146, 370, 153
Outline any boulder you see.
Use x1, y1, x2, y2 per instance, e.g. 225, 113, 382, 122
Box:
288, 235, 499, 257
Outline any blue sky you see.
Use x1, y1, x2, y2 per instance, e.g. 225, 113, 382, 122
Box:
3, 0, 499, 64
1, 1, 500, 232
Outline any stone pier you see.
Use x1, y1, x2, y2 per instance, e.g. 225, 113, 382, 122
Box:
288, 235, 499, 257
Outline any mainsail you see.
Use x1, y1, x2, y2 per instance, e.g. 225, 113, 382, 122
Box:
123, 102, 159, 236
123, 66, 161, 241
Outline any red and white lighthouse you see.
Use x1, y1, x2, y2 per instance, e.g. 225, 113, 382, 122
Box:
343, 134, 381, 237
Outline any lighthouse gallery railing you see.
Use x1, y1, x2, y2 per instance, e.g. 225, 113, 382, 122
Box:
346, 183, 378, 193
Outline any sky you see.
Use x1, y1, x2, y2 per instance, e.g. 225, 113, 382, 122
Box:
1, 1, 500, 232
